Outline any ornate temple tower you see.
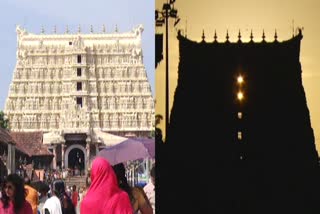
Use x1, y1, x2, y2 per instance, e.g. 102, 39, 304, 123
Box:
4, 25, 154, 171
160, 30, 320, 213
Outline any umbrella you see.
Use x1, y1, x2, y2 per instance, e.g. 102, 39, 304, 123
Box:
131, 137, 155, 158
97, 138, 155, 165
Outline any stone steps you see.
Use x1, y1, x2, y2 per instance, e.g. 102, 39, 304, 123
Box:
63, 176, 87, 189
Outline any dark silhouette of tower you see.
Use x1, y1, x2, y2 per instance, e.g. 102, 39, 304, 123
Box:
160, 29, 320, 214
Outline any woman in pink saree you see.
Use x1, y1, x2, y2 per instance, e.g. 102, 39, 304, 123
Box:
80, 157, 133, 214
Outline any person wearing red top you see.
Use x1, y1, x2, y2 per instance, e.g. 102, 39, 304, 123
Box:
0, 173, 33, 214
71, 185, 78, 207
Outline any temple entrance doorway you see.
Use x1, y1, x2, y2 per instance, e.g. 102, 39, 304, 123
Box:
65, 145, 86, 176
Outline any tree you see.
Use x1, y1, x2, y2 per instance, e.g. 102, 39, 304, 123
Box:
0, 111, 9, 129
150, 114, 164, 138
155, 114, 163, 127
155, 114, 164, 144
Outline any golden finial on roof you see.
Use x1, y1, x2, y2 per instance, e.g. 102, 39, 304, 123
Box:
238, 29, 242, 42
226, 30, 229, 42
213, 30, 217, 42
201, 29, 205, 42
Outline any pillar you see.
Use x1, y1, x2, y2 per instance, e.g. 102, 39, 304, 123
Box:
146, 158, 149, 180
7, 144, 12, 175
61, 144, 65, 169
11, 146, 15, 174
52, 145, 57, 169
132, 166, 135, 186
5, 144, 15, 175
86, 143, 90, 175
95, 143, 99, 156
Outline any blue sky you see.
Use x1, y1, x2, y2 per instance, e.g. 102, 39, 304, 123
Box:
0, 0, 155, 110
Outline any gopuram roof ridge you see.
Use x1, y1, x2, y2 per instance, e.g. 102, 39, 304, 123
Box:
15, 24, 144, 40
177, 28, 303, 44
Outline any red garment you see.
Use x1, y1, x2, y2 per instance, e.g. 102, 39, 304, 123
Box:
72, 191, 78, 207
80, 157, 133, 214
0, 200, 33, 214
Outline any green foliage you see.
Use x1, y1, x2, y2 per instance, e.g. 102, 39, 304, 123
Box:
155, 114, 163, 127
0, 111, 9, 129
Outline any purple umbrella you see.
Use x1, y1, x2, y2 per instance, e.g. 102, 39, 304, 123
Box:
97, 138, 155, 166
130, 137, 155, 158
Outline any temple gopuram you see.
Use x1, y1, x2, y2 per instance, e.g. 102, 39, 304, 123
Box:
4, 25, 155, 174
160, 29, 320, 214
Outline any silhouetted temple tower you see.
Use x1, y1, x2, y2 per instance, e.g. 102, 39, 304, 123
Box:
160, 29, 320, 214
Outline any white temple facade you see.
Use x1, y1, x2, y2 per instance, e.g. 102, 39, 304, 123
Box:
4, 25, 155, 172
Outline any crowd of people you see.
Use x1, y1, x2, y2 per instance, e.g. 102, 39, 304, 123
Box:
0, 157, 155, 214
41, 168, 83, 183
